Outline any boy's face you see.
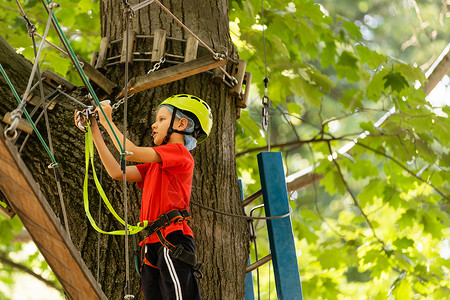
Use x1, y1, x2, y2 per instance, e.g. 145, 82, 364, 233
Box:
151, 107, 176, 145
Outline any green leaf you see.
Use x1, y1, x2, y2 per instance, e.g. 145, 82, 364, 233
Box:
343, 21, 362, 39
358, 178, 383, 207
355, 44, 387, 70
318, 248, 343, 269
366, 68, 389, 99
393, 238, 414, 250
320, 169, 345, 196
398, 209, 416, 230
290, 77, 323, 107
393, 278, 413, 299
421, 211, 444, 238
351, 159, 378, 180
286, 102, 301, 116
309, 69, 335, 93
383, 71, 409, 93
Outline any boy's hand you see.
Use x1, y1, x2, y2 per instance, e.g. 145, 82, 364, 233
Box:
74, 109, 88, 132
94, 100, 112, 126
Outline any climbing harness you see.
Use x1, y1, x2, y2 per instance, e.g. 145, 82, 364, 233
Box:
139, 209, 203, 279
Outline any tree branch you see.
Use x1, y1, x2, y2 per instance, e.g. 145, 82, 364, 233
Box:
236, 133, 364, 158
0, 252, 62, 292
327, 141, 385, 245
355, 142, 447, 199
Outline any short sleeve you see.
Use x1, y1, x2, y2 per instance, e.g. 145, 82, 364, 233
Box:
154, 144, 193, 169
136, 163, 150, 189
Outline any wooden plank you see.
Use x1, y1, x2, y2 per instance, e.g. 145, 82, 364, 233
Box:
25, 93, 58, 111
236, 71, 252, 108
257, 152, 303, 300
120, 30, 136, 64
42, 69, 76, 92
120, 54, 228, 97
96, 37, 110, 69
151, 29, 166, 62
90, 51, 99, 67
184, 35, 198, 62
423, 44, 450, 96
2, 112, 34, 135
229, 59, 247, 97
77, 55, 117, 95
0, 126, 107, 300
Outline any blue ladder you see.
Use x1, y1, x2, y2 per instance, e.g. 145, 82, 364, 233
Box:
243, 152, 303, 300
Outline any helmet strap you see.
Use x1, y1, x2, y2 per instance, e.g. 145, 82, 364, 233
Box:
161, 107, 193, 145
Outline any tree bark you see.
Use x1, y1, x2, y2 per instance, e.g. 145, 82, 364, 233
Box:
0, 0, 248, 299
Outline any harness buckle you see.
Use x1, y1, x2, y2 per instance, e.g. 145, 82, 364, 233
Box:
193, 263, 203, 279
159, 213, 171, 228
171, 244, 184, 259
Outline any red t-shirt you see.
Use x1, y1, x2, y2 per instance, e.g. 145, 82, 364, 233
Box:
136, 143, 194, 245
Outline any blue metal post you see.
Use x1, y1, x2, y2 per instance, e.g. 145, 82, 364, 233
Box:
239, 179, 255, 300
257, 152, 303, 300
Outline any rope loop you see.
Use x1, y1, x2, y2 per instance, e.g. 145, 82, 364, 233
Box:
4, 126, 18, 141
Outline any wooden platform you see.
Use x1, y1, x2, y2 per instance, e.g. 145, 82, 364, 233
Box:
0, 127, 107, 300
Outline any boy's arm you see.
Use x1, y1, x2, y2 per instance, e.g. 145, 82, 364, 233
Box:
95, 102, 161, 164
86, 116, 142, 182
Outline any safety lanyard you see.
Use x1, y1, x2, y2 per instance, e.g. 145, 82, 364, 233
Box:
83, 123, 148, 235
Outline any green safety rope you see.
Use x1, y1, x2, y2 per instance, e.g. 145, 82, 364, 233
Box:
84, 122, 147, 235
0, 63, 59, 167
42, 0, 124, 155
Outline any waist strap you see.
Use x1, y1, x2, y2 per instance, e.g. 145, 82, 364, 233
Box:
145, 209, 191, 237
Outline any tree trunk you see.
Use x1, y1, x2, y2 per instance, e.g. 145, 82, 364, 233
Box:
0, 0, 248, 299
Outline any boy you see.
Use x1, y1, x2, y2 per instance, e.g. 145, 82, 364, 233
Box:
75, 94, 212, 300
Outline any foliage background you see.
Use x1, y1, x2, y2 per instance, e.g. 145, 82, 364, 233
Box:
0, 0, 449, 299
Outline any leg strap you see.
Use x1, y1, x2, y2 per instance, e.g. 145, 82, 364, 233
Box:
156, 231, 203, 279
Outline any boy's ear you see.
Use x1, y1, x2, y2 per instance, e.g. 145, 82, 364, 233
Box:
177, 118, 188, 131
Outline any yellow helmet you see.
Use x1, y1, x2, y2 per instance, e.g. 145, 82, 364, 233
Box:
159, 94, 213, 143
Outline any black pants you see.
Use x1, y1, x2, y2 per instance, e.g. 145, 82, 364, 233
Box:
140, 231, 202, 300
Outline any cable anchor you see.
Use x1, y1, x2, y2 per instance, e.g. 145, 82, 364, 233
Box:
123, 0, 136, 18
213, 52, 226, 61
4, 108, 24, 141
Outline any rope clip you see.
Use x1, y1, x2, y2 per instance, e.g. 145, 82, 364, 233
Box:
230, 76, 238, 87
48, 162, 59, 169
261, 95, 269, 130
47, 2, 60, 9
122, 151, 134, 157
